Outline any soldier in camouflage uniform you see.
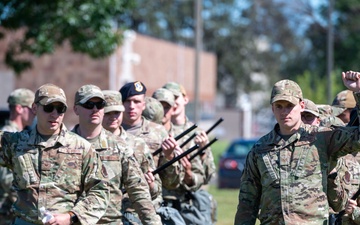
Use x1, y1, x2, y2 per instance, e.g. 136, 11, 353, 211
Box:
234, 71, 360, 224
71, 85, 162, 225
101, 90, 170, 225
0, 83, 110, 224
0, 88, 35, 224
332, 90, 356, 124
301, 98, 321, 126
119, 81, 188, 224
162, 82, 216, 224
318, 104, 346, 127
142, 97, 164, 125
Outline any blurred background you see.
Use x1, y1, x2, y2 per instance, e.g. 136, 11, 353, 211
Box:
0, 0, 358, 224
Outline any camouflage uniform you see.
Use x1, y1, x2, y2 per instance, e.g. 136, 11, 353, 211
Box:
0, 88, 35, 224
328, 154, 360, 224
318, 104, 346, 127
162, 82, 216, 224
72, 85, 162, 225
142, 97, 164, 125
0, 124, 109, 224
235, 79, 360, 224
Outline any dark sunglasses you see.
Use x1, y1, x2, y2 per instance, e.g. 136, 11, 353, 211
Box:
42, 104, 67, 114
301, 113, 317, 122
80, 101, 106, 110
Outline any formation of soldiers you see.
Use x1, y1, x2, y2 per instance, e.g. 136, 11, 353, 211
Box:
0, 81, 217, 225
235, 71, 360, 225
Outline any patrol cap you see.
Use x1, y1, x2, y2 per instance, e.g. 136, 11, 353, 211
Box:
152, 88, 175, 106
303, 99, 319, 117
34, 83, 67, 107
270, 79, 303, 105
7, 88, 35, 108
103, 90, 125, 113
119, 81, 147, 101
162, 82, 182, 97
75, 84, 105, 105
142, 97, 164, 124
332, 90, 356, 109
331, 106, 346, 117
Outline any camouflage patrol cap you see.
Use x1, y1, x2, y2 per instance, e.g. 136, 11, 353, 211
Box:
303, 99, 319, 117
34, 83, 67, 107
270, 79, 303, 105
7, 88, 35, 108
103, 90, 125, 113
75, 84, 105, 105
317, 104, 333, 117
119, 81, 147, 101
142, 97, 164, 124
162, 82, 182, 97
152, 88, 175, 106
332, 90, 356, 109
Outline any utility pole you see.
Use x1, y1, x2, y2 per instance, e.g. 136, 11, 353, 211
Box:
327, 0, 334, 104
194, 0, 202, 123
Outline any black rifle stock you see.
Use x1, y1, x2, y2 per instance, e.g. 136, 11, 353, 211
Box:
152, 144, 200, 175
189, 138, 218, 161
330, 187, 360, 225
179, 117, 223, 148
152, 124, 197, 156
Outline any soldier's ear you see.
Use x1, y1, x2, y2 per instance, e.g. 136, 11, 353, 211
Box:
31, 103, 37, 115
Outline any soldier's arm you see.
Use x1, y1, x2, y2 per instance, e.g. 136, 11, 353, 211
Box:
234, 150, 261, 225
71, 146, 110, 224
123, 153, 162, 225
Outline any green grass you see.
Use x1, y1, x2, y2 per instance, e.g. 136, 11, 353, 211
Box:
209, 140, 260, 225
208, 185, 239, 225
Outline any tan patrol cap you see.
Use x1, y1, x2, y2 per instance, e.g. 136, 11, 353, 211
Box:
270, 79, 303, 105
103, 90, 125, 113
7, 88, 35, 108
34, 84, 67, 107
75, 84, 105, 105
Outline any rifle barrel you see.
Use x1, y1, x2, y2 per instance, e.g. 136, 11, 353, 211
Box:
152, 124, 197, 156
189, 138, 218, 161
180, 118, 223, 148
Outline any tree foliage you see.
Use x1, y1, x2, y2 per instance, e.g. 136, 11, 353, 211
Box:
0, 0, 134, 74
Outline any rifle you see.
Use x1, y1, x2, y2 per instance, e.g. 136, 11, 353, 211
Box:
189, 138, 218, 161
330, 187, 360, 225
152, 124, 197, 156
179, 117, 223, 148
152, 137, 217, 175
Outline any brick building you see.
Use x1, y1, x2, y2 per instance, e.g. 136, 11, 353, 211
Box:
0, 30, 217, 128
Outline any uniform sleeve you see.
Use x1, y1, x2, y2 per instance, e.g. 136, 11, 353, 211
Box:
122, 153, 162, 225
234, 150, 261, 225
71, 147, 110, 224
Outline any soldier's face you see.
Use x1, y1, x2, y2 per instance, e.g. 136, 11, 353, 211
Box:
74, 97, 104, 126
272, 100, 304, 135
123, 94, 145, 125
161, 102, 173, 125
34, 102, 65, 135
172, 94, 188, 118
21, 105, 36, 127
103, 111, 122, 133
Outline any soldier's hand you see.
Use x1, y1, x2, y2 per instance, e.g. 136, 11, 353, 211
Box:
161, 135, 178, 160
194, 130, 209, 148
45, 213, 71, 225
345, 199, 357, 215
342, 71, 360, 92
144, 170, 155, 190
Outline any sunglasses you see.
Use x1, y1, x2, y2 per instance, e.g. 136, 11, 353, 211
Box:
80, 101, 106, 110
301, 113, 317, 122
42, 104, 67, 114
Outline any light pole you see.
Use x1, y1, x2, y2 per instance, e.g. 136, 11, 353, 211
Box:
327, 0, 334, 104
194, 0, 202, 123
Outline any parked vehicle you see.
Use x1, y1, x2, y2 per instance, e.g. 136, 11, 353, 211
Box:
218, 138, 258, 189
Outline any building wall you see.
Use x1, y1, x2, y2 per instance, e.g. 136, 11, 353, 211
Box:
0, 30, 217, 128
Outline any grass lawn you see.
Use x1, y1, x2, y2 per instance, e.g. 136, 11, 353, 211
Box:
209, 140, 260, 225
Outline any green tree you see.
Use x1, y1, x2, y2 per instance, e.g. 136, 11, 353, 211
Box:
0, 0, 134, 74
